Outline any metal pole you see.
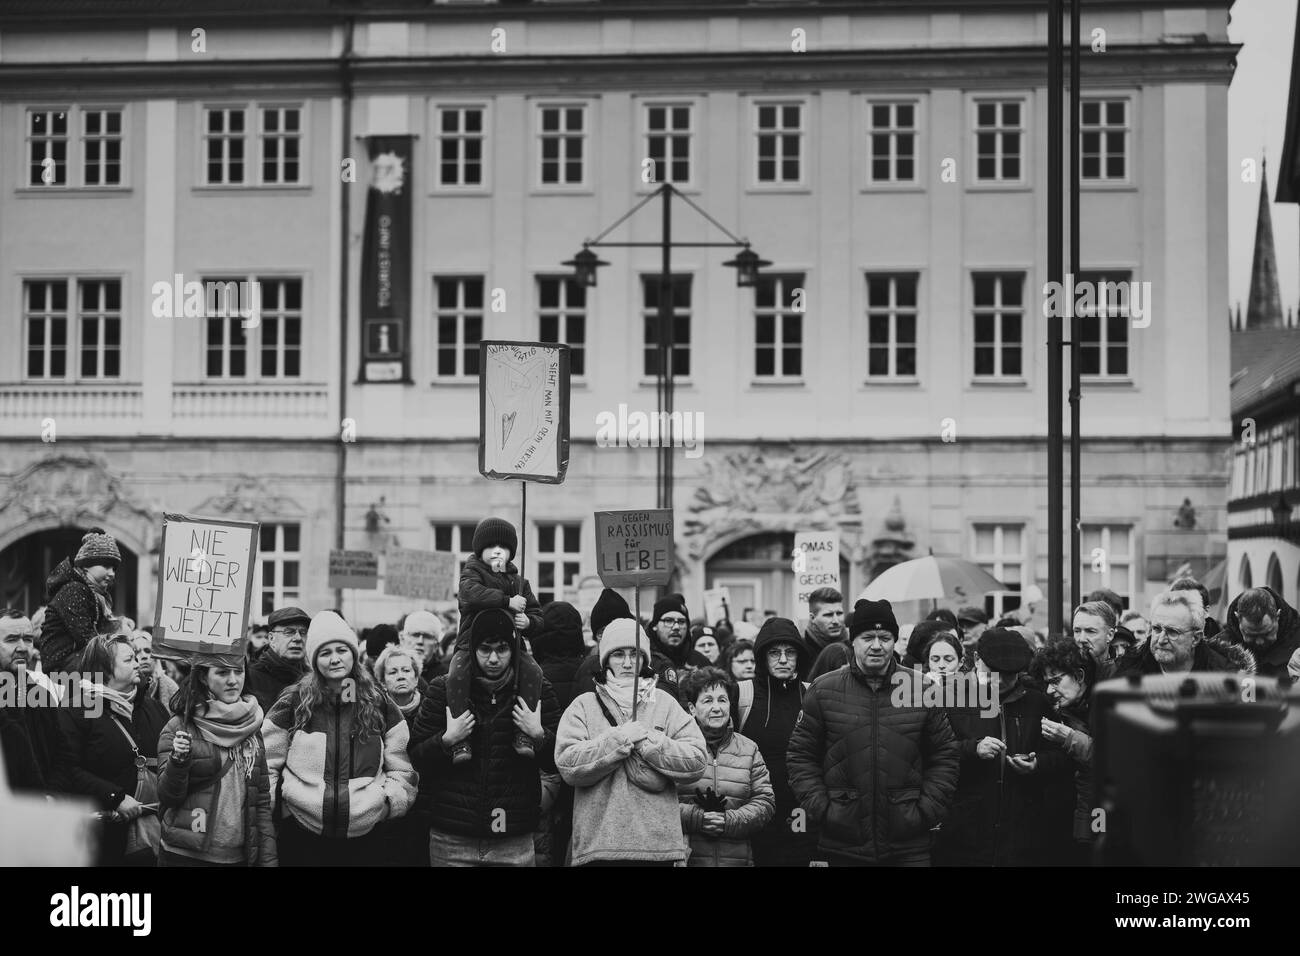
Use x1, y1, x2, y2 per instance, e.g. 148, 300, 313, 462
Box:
1069, 0, 1082, 612
1048, 0, 1065, 638
333, 17, 355, 613
660, 185, 674, 513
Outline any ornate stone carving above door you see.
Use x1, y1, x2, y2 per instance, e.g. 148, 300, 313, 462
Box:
0, 454, 156, 538
193, 476, 307, 520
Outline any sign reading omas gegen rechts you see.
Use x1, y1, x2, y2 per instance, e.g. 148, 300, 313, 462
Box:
595, 509, 675, 589
152, 513, 259, 666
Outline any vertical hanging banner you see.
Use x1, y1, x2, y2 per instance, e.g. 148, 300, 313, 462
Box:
151, 513, 260, 666
478, 341, 571, 483
359, 135, 414, 383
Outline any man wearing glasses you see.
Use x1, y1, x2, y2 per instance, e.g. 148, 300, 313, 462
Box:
1116, 591, 1254, 678
646, 596, 691, 691
248, 606, 311, 711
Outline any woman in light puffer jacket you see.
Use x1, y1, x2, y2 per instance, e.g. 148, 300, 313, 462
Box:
676, 667, 774, 866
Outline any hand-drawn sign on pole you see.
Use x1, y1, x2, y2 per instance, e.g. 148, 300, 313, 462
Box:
478, 341, 571, 484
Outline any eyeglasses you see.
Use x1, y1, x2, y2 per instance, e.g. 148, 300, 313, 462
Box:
768, 648, 798, 660
660, 618, 687, 628
476, 643, 511, 657
406, 632, 436, 641
1149, 623, 1197, 639
272, 626, 307, 638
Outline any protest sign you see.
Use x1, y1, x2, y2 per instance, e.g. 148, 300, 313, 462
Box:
384, 548, 458, 601
595, 509, 674, 589
329, 549, 379, 590
479, 341, 571, 483
703, 586, 732, 624
152, 513, 259, 666
792, 531, 841, 619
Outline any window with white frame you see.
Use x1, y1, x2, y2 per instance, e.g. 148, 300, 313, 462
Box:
258, 523, 301, 617
432, 522, 480, 581
435, 106, 485, 187
202, 104, 303, 186
202, 276, 302, 380
1080, 524, 1134, 607
755, 102, 803, 185
866, 101, 917, 184
754, 273, 804, 379
974, 99, 1024, 183
1080, 99, 1129, 182
537, 276, 586, 376
24, 278, 122, 381
26, 107, 125, 188
866, 274, 919, 378
435, 277, 484, 378
644, 103, 692, 185
972, 273, 1024, 378
537, 104, 586, 186
533, 522, 581, 605
642, 275, 692, 377
972, 523, 1024, 618
1077, 270, 1130, 377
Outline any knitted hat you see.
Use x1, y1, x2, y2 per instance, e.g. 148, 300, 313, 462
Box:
590, 588, 633, 638
469, 607, 516, 650
851, 599, 899, 640
471, 517, 518, 562
598, 618, 647, 669
651, 595, 689, 628
977, 627, 1033, 673
305, 610, 360, 666
74, 527, 121, 569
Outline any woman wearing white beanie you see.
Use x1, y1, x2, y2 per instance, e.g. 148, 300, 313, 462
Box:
262, 611, 418, 866
556, 618, 707, 866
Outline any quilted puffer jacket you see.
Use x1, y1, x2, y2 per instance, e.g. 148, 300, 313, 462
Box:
407, 670, 559, 837
456, 555, 544, 643
262, 686, 417, 839
676, 727, 774, 866
157, 710, 277, 866
786, 656, 960, 864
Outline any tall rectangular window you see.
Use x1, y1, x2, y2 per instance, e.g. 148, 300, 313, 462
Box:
538, 105, 586, 186
432, 521, 480, 581
973, 273, 1024, 378
24, 280, 69, 379
1080, 525, 1134, 607
754, 273, 804, 378
258, 278, 303, 378
972, 524, 1024, 618
202, 276, 299, 380
259, 106, 301, 185
258, 523, 301, 617
755, 102, 803, 184
1081, 99, 1129, 182
537, 276, 586, 376
27, 109, 69, 186
642, 275, 692, 377
24, 279, 123, 381
1077, 271, 1131, 377
204, 107, 246, 185
435, 277, 484, 378
644, 103, 692, 185
78, 280, 122, 379
82, 109, 123, 186
974, 100, 1023, 182
866, 101, 917, 184
533, 522, 581, 605
866, 274, 919, 378
436, 106, 485, 187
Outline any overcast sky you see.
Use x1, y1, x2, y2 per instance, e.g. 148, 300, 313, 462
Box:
1228, 0, 1298, 320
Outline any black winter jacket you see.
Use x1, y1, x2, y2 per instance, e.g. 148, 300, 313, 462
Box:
0, 673, 61, 793
38, 559, 112, 675
1115, 637, 1256, 679
533, 602, 588, 712
1221, 587, 1300, 678
408, 672, 560, 837
246, 649, 308, 713
786, 657, 960, 864
456, 555, 544, 644
54, 695, 169, 808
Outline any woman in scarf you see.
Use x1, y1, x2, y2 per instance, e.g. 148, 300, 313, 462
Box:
375, 644, 422, 727
262, 611, 417, 867
54, 630, 170, 865
556, 618, 707, 866
37, 528, 121, 677
155, 660, 276, 866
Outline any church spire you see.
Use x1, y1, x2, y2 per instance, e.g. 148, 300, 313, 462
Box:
1245, 156, 1285, 329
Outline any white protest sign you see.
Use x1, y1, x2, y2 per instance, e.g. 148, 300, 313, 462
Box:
152, 513, 259, 666
792, 531, 840, 619
384, 548, 458, 601
703, 586, 731, 624
478, 340, 571, 483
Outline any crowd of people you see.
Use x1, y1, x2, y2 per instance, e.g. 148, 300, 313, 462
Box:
1, 522, 1298, 867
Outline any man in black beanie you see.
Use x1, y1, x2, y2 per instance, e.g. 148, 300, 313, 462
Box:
809, 599, 900, 680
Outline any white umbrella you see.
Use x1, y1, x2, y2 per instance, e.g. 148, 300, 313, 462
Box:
858, 555, 1008, 605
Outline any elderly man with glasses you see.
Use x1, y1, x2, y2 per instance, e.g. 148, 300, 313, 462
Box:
1116, 591, 1255, 678
247, 606, 311, 711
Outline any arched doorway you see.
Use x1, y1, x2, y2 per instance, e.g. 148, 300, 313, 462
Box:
705, 531, 850, 623
1266, 553, 1283, 596
0, 528, 138, 622
1239, 554, 1253, 590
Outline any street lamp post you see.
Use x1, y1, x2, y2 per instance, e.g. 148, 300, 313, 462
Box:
564, 182, 769, 512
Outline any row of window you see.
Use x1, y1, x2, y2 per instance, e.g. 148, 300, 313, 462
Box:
20, 271, 1135, 384
22, 97, 1131, 190
1232, 418, 1300, 500
257, 518, 1137, 620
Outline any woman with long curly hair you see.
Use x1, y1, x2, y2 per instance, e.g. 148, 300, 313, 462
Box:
262, 611, 418, 866
155, 660, 276, 866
